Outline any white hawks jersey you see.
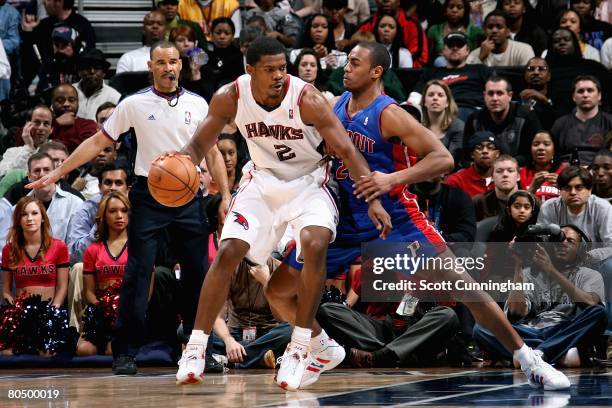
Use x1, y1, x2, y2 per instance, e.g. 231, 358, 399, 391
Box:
234, 74, 325, 181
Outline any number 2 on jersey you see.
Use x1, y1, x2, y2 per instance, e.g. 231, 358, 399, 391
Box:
274, 144, 296, 161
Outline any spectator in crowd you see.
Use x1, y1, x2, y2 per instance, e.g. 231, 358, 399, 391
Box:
488, 190, 538, 242
545, 28, 611, 117
551, 75, 612, 165
409, 32, 492, 121
420, 79, 464, 165
116, 10, 165, 74
411, 176, 477, 242
238, 23, 266, 71
76, 191, 131, 356
445, 131, 500, 197
95, 102, 115, 126
427, 0, 483, 67
374, 14, 412, 68
3, 141, 84, 206
290, 14, 348, 70
178, 0, 241, 40
519, 57, 556, 131
538, 166, 612, 243
202, 18, 244, 90
20, 0, 95, 89
320, 0, 358, 51
520, 131, 568, 204
466, 10, 535, 66
0, 152, 83, 243
244, 0, 302, 48
36, 24, 81, 93
209, 259, 291, 368
317, 265, 461, 368
600, 36, 612, 68
358, 0, 429, 67
498, 0, 547, 56
0, 0, 20, 58
0, 104, 52, 177
170, 24, 215, 102
0, 196, 71, 356
292, 48, 334, 100
475, 225, 607, 367
464, 76, 540, 166
591, 150, 612, 201
155, 0, 206, 46
73, 49, 120, 121
558, 9, 601, 62
0, 38, 9, 101
70, 144, 117, 200
473, 154, 520, 221
66, 162, 129, 265
570, 0, 612, 50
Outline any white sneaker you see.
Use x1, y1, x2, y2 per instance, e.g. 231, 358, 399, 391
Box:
514, 349, 544, 368
521, 351, 571, 390
176, 344, 206, 385
275, 343, 309, 391
300, 339, 345, 388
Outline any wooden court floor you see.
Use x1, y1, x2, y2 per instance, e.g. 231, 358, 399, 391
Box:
0, 366, 610, 407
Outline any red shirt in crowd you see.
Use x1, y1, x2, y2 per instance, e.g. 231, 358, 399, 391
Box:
1, 239, 70, 288
444, 164, 495, 197
519, 163, 568, 202
83, 241, 128, 285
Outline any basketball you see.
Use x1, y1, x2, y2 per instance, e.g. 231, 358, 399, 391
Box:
147, 154, 199, 207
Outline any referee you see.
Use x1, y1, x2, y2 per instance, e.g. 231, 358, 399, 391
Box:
29, 41, 231, 374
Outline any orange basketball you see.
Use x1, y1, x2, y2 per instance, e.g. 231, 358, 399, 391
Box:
148, 155, 199, 207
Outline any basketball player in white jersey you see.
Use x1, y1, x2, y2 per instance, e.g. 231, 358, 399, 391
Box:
26, 41, 231, 375
173, 37, 392, 390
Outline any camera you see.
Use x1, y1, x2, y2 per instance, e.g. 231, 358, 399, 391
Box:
512, 224, 566, 265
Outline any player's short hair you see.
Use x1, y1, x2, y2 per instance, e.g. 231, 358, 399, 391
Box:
246, 37, 286, 66
356, 41, 390, 74
150, 40, 180, 59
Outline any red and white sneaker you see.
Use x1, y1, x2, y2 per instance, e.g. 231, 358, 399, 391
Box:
300, 339, 345, 388
275, 343, 309, 391
176, 344, 206, 385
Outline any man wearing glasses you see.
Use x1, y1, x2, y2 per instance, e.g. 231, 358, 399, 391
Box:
520, 57, 556, 130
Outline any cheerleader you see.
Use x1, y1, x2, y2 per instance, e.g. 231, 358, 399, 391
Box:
77, 191, 130, 356
1, 196, 71, 356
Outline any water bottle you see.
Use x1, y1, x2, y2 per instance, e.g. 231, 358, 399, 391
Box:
187, 47, 209, 66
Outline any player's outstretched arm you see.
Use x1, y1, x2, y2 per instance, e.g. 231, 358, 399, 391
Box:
26, 131, 114, 189
181, 83, 238, 166
300, 86, 392, 238
354, 104, 454, 201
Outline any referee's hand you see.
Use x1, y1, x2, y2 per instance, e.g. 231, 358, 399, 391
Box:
25, 169, 61, 190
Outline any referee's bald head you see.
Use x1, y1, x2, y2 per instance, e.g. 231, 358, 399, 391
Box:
150, 40, 180, 59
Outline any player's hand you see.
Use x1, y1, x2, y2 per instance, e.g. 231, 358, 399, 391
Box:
225, 338, 247, 363
25, 169, 61, 190
367, 199, 392, 239
353, 171, 395, 202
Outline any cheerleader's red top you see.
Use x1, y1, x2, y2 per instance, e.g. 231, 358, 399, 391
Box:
1, 239, 70, 288
82, 241, 127, 284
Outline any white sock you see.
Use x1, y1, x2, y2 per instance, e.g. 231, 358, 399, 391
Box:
291, 326, 312, 349
310, 329, 330, 353
188, 330, 209, 347
561, 347, 581, 367
513, 344, 534, 367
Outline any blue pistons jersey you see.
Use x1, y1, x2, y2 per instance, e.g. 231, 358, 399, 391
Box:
332, 91, 419, 243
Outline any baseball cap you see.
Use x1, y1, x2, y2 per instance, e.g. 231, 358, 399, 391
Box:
467, 131, 501, 152
444, 32, 468, 48
52, 24, 79, 43
155, 0, 179, 5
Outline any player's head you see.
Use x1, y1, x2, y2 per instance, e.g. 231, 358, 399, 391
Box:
343, 42, 390, 92
245, 37, 288, 100
149, 40, 182, 93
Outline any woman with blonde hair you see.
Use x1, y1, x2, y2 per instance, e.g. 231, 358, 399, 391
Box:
420, 80, 464, 165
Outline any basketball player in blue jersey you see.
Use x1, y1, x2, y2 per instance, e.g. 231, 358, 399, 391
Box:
172, 37, 391, 391
268, 42, 571, 390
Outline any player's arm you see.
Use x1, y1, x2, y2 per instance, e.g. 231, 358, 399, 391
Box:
354, 104, 454, 201
26, 131, 114, 189
181, 83, 238, 166
300, 86, 392, 238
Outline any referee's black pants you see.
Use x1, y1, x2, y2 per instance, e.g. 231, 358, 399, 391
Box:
113, 178, 209, 358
